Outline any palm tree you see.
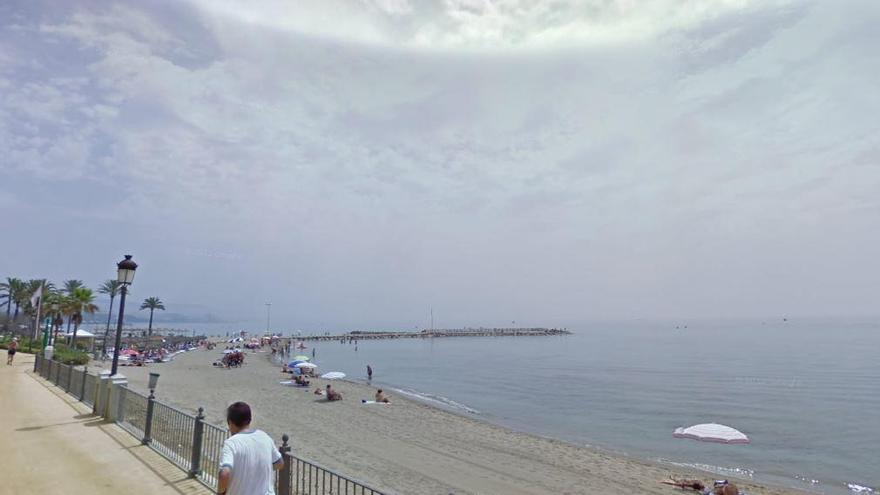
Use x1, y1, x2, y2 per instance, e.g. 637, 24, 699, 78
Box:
7, 278, 28, 322
140, 297, 165, 337
0, 277, 20, 319
98, 280, 122, 355
63, 280, 84, 333
63, 279, 84, 294
68, 287, 98, 350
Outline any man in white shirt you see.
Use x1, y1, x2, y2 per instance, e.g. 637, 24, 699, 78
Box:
218, 402, 283, 495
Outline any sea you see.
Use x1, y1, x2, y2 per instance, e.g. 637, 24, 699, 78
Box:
98, 318, 878, 494
305, 319, 877, 495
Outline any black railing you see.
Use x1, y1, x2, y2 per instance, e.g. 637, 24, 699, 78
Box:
276, 435, 383, 495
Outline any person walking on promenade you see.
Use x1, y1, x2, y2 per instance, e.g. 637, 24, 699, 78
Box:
6, 337, 18, 365
218, 402, 283, 495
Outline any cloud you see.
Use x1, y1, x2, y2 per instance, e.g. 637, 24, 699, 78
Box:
190, 0, 799, 49
1, 0, 879, 326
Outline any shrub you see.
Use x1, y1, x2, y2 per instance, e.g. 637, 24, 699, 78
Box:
52, 343, 90, 365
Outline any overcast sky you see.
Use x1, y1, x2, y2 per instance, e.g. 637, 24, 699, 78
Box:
1, 0, 878, 330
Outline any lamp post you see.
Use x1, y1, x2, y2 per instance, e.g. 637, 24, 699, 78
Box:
265, 302, 271, 334
110, 255, 138, 376
43, 302, 58, 347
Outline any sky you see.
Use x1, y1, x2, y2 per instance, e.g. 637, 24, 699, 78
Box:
1, 0, 879, 331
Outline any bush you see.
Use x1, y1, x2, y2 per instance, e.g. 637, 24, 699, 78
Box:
52, 343, 90, 365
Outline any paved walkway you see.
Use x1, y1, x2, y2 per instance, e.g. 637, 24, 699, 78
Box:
1, 353, 211, 495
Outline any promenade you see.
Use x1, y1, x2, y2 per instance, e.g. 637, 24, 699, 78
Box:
0, 353, 211, 495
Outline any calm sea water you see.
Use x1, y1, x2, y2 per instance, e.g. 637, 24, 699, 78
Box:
296, 320, 877, 495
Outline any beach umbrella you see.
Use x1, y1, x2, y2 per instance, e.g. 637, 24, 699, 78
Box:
673, 423, 750, 444
321, 372, 345, 379
294, 362, 317, 369
293, 355, 310, 362
288, 360, 305, 367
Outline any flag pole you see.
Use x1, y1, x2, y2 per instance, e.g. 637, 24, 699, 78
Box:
33, 283, 43, 341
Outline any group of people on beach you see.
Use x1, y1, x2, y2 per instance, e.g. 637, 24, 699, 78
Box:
215, 349, 245, 368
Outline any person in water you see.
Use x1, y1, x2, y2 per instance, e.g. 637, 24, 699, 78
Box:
374, 389, 391, 403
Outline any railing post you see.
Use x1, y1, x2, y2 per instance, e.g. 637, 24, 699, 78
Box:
34, 352, 40, 373
67, 364, 74, 392
80, 367, 88, 401
189, 407, 205, 478
107, 375, 127, 421
278, 434, 291, 495
95, 370, 111, 417
142, 389, 155, 445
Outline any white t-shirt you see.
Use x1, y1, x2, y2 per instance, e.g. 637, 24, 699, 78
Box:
220, 429, 282, 495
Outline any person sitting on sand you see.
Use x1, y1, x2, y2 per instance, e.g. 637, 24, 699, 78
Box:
314, 388, 325, 396
374, 389, 391, 403
713, 481, 739, 495
294, 374, 309, 386
326, 384, 342, 401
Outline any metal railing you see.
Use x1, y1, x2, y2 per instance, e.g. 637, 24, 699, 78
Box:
82, 373, 97, 406
197, 422, 226, 488
118, 387, 149, 438
275, 435, 383, 495
31, 353, 386, 495
149, 399, 197, 472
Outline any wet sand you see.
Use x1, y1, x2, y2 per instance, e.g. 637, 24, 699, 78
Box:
109, 348, 810, 495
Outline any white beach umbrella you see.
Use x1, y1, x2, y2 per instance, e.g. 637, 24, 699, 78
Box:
321, 372, 345, 379
673, 423, 750, 444
294, 362, 317, 369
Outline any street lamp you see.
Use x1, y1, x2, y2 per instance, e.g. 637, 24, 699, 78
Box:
44, 302, 59, 347
148, 372, 160, 395
110, 255, 138, 376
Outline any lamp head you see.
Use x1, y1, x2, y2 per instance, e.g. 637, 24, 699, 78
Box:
117, 255, 138, 285
148, 372, 160, 391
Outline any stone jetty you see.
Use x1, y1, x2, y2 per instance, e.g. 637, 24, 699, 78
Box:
292, 327, 571, 341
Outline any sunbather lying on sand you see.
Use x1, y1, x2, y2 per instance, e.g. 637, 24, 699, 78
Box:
662, 478, 740, 495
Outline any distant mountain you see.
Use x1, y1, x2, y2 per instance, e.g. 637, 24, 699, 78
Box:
86, 311, 227, 325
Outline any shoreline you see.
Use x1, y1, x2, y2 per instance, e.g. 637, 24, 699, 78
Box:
106, 347, 813, 495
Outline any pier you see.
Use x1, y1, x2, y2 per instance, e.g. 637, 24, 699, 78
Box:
291, 327, 571, 341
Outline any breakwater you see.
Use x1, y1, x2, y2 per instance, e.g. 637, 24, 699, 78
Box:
291, 328, 571, 341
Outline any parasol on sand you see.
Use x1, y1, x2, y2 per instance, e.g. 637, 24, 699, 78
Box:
673, 423, 750, 444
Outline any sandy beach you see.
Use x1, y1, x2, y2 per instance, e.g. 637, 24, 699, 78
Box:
105, 348, 809, 495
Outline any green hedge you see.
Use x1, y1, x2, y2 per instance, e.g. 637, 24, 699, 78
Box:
51, 343, 90, 365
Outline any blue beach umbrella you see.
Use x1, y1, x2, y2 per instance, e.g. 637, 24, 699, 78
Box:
288, 360, 305, 367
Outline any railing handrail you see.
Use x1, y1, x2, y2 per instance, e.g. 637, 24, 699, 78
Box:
286, 451, 383, 490
122, 385, 150, 400
152, 398, 197, 420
